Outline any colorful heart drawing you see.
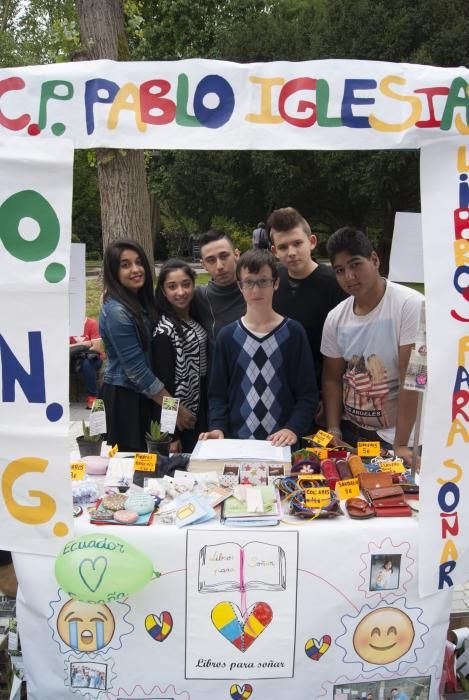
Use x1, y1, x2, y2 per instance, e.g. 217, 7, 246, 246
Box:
145, 611, 173, 642
78, 556, 107, 593
230, 682, 253, 700
305, 634, 332, 661
211, 601, 272, 653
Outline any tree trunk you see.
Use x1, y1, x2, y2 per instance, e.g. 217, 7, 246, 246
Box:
74, 0, 154, 269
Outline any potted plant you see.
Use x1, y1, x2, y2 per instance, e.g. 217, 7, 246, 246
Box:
145, 419, 172, 457
76, 420, 103, 458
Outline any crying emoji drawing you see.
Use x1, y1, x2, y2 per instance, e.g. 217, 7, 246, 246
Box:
57, 599, 115, 652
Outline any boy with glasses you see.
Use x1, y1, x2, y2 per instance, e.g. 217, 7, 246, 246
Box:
199, 249, 318, 447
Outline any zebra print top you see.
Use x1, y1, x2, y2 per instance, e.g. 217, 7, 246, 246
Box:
152, 315, 207, 415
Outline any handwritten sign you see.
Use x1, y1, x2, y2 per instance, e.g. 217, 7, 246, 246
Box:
306, 447, 328, 460
336, 478, 360, 500
380, 460, 406, 474
304, 487, 331, 507
311, 430, 334, 447
357, 441, 380, 457
134, 452, 157, 472
70, 461, 85, 481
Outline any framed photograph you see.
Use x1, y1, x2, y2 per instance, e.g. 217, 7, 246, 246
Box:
369, 554, 401, 591
70, 661, 107, 690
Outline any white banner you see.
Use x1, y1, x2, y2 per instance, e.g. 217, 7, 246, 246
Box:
0, 138, 74, 555
13, 519, 451, 699
0, 59, 468, 149
419, 142, 469, 596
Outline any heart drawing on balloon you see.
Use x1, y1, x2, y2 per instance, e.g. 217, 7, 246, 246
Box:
78, 556, 108, 593
145, 611, 173, 642
305, 634, 332, 661
230, 682, 253, 700
211, 601, 272, 653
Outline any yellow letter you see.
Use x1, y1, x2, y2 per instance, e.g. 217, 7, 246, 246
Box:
438, 458, 463, 485
447, 418, 469, 446
458, 336, 469, 366
2, 457, 56, 524
454, 240, 469, 267
246, 76, 284, 124
107, 83, 146, 132
440, 539, 458, 564
458, 146, 469, 172
369, 75, 422, 132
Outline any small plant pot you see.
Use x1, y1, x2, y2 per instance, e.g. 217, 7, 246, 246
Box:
145, 438, 171, 457
76, 436, 103, 458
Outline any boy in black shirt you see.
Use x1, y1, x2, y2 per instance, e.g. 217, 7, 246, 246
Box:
269, 207, 347, 391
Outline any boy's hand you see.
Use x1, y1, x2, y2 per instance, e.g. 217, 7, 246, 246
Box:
198, 429, 224, 440
267, 428, 297, 446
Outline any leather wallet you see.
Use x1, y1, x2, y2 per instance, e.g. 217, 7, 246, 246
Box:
373, 497, 412, 517
359, 472, 393, 491
367, 485, 405, 501
320, 458, 340, 488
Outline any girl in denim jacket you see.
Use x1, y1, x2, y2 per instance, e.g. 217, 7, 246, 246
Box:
100, 240, 195, 451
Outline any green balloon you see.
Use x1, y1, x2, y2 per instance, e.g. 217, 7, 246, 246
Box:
55, 534, 154, 603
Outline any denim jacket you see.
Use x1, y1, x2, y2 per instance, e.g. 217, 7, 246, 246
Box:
99, 298, 163, 397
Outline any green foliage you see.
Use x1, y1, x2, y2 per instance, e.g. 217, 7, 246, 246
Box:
161, 214, 198, 257
211, 216, 252, 253
145, 419, 169, 443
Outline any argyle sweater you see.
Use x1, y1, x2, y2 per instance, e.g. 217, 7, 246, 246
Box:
208, 318, 318, 440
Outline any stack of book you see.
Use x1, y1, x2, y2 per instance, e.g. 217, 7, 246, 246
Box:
189, 439, 290, 476
221, 484, 282, 526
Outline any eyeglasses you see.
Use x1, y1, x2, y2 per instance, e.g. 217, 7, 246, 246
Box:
238, 278, 275, 290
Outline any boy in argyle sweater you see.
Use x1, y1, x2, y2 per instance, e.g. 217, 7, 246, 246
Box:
200, 249, 318, 447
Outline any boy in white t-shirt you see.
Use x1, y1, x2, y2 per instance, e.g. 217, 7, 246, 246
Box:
320, 227, 424, 466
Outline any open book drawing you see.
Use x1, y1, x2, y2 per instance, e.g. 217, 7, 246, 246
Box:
198, 541, 286, 593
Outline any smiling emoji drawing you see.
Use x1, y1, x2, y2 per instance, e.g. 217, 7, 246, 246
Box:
353, 607, 414, 665
57, 599, 115, 652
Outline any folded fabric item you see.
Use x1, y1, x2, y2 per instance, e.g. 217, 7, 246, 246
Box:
348, 455, 367, 477
359, 472, 393, 491
336, 458, 353, 481
320, 458, 340, 489
346, 498, 375, 519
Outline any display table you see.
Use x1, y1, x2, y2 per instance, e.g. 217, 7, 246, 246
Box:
13, 513, 451, 700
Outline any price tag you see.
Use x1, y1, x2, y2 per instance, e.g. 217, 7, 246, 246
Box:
108, 443, 119, 457
306, 447, 328, 460
335, 478, 360, 500
380, 460, 406, 474
312, 430, 334, 447
70, 461, 85, 481
297, 474, 325, 486
357, 441, 380, 457
304, 487, 331, 507
134, 452, 157, 472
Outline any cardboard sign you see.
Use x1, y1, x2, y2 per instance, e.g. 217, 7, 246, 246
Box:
380, 460, 406, 474
306, 447, 328, 460
134, 452, 157, 472
304, 487, 331, 507
70, 461, 85, 481
357, 441, 380, 457
311, 430, 334, 447
336, 478, 360, 500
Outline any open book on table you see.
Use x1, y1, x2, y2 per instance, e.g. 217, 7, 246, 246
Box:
198, 540, 286, 593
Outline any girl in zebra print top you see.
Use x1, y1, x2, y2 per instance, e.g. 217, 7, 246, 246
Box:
152, 259, 208, 452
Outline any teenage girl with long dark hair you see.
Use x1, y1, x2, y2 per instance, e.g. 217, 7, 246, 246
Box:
100, 240, 195, 451
153, 259, 208, 451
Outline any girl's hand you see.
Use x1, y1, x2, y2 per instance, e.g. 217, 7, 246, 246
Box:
170, 439, 182, 453
177, 405, 196, 430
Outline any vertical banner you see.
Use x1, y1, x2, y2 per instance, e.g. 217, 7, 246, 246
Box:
0, 137, 74, 554
419, 141, 469, 596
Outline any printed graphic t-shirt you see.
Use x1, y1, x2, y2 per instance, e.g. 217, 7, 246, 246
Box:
320, 281, 423, 444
